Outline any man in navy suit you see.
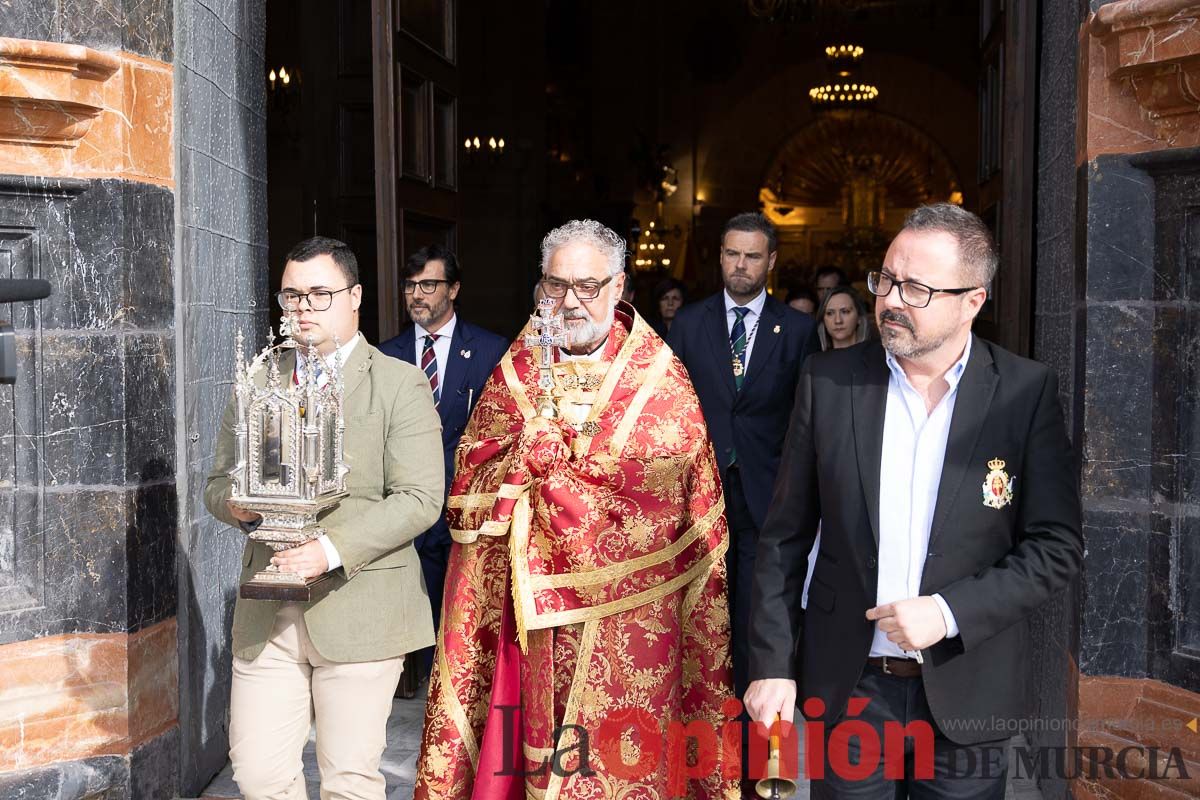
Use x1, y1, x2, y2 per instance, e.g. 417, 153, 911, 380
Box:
378, 244, 509, 677
667, 212, 816, 696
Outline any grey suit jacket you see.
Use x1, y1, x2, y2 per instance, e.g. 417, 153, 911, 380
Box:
204, 340, 444, 662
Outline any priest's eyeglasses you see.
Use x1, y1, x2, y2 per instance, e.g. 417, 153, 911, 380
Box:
539, 275, 613, 301
866, 270, 978, 309
276, 286, 355, 311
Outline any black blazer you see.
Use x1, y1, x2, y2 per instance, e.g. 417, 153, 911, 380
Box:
749, 338, 1082, 745
378, 318, 509, 546
667, 292, 817, 529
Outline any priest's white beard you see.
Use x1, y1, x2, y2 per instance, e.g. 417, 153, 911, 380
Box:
563, 300, 616, 354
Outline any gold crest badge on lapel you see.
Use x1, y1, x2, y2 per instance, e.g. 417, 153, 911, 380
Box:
981, 458, 1015, 509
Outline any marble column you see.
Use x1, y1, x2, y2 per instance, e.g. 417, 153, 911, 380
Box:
1069, 1, 1200, 797
0, 3, 179, 799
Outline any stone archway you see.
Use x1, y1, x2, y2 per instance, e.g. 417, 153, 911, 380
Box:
757, 112, 963, 284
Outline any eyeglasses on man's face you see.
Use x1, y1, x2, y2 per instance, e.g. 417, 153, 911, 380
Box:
403, 279, 453, 295
866, 270, 978, 309
538, 275, 613, 301
276, 285, 356, 312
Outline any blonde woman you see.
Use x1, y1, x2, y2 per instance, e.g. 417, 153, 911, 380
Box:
816, 284, 873, 350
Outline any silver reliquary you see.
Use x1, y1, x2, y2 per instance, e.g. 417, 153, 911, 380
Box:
228, 315, 349, 601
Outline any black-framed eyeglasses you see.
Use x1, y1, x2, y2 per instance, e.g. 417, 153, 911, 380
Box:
276, 285, 356, 311
403, 279, 453, 295
538, 275, 613, 301
866, 270, 978, 309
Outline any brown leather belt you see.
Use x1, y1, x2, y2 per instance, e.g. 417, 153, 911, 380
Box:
867, 656, 922, 678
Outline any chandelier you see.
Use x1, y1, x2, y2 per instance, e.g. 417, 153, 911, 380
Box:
809, 44, 879, 110
633, 220, 673, 272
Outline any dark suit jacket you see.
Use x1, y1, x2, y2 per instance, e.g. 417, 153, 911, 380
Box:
749, 337, 1083, 745
667, 292, 817, 529
378, 317, 509, 547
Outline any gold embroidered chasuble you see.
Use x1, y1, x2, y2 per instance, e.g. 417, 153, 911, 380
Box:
414, 305, 736, 800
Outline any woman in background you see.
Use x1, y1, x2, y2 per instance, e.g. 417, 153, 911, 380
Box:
650, 277, 686, 339
816, 285, 873, 350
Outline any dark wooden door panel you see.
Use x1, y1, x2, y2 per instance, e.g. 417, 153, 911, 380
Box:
975, 0, 1035, 356
372, 0, 459, 340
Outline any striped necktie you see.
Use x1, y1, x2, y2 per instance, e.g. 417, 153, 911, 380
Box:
421, 334, 440, 404
730, 306, 750, 391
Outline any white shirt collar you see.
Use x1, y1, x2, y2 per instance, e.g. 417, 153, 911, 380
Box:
885, 333, 973, 392
724, 288, 768, 318
415, 313, 457, 342
338, 332, 362, 361
560, 335, 608, 361
297, 332, 360, 377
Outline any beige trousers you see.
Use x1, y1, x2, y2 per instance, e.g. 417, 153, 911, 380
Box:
229, 604, 405, 800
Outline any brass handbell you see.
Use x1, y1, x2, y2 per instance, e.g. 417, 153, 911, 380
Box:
755, 714, 797, 799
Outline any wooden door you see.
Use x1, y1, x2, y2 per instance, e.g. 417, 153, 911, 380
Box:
312, 0, 381, 341
265, 0, 380, 340
371, 0, 460, 341
974, 0, 1037, 355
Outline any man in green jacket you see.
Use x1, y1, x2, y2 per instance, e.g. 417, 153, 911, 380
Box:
204, 236, 444, 800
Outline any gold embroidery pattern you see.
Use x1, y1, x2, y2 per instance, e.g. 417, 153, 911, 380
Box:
610, 342, 675, 457
570, 316, 647, 458
529, 499, 724, 590
501, 348, 536, 422
542, 619, 599, 800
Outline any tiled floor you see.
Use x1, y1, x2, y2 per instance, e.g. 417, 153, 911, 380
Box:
198, 693, 1040, 800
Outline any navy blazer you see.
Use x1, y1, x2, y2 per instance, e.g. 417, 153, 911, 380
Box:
378, 317, 510, 546
667, 292, 816, 530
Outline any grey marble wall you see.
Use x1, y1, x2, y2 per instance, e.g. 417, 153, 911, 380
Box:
0, 173, 178, 800
1076, 149, 1200, 695
0, 754, 129, 800
174, 0, 269, 794
0, 176, 176, 642
0, 0, 173, 61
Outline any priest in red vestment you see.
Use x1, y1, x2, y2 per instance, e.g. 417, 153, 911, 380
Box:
414, 220, 736, 800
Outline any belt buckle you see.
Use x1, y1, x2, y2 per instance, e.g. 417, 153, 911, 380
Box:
881, 656, 892, 675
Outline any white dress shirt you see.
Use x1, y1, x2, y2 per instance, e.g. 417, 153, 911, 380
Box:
870, 336, 972, 658
723, 289, 768, 372
294, 331, 361, 386
294, 333, 362, 573
414, 314, 457, 392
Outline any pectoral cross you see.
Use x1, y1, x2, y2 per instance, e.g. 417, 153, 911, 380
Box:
524, 297, 571, 418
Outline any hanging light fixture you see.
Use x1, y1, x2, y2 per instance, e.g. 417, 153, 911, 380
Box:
809, 44, 879, 110
633, 219, 680, 272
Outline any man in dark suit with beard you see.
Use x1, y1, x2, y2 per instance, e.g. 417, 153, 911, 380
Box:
379, 245, 508, 678
745, 204, 1082, 799
667, 212, 816, 697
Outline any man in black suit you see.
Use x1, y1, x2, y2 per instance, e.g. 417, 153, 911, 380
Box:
746, 204, 1082, 798
667, 212, 816, 696
379, 244, 509, 677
